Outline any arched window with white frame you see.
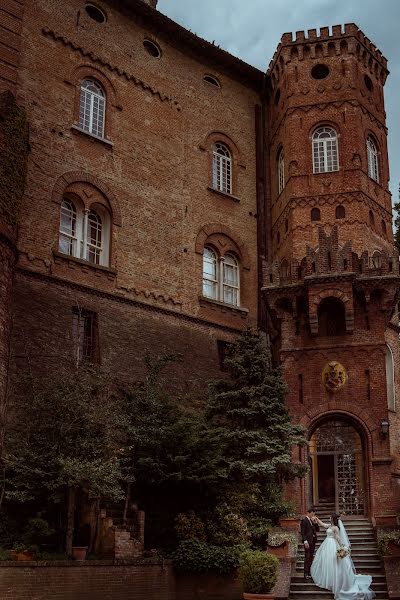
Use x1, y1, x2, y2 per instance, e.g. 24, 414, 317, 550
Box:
386, 344, 396, 412
367, 136, 379, 182
203, 246, 218, 300
59, 198, 78, 256
278, 148, 285, 195
222, 253, 240, 306
79, 79, 106, 138
312, 126, 339, 173
58, 196, 110, 267
212, 142, 232, 194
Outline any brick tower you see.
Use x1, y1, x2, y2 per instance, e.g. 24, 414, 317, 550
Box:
263, 25, 400, 522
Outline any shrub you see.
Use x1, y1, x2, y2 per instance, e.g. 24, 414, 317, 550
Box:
172, 538, 243, 575
0, 547, 10, 561
175, 511, 206, 541
377, 531, 400, 555
238, 549, 279, 594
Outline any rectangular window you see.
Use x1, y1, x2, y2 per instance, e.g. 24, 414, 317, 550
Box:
217, 340, 233, 371
72, 307, 98, 363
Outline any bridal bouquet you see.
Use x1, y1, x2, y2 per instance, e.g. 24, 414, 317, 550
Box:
336, 546, 350, 559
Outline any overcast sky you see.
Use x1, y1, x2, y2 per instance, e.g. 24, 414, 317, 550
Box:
158, 0, 400, 207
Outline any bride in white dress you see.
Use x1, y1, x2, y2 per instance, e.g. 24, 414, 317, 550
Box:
310, 514, 375, 600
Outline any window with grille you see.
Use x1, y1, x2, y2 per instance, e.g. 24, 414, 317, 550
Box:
278, 148, 285, 195
72, 307, 98, 363
212, 142, 232, 194
367, 136, 379, 182
312, 126, 339, 173
202, 247, 240, 307
79, 79, 106, 138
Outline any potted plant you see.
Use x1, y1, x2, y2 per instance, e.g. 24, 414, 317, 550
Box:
238, 549, 279, 599
267, 531, 297, 557
378, 531, 400, 557
71, 546, 88, 560
10, 542, 38, 561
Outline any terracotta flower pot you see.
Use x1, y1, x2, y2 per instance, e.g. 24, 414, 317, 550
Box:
72, 546, 88, 560
278, 518, 299, 530
10, 550, 34, 561
243, 593, 275, 600
267, 541, 288, 557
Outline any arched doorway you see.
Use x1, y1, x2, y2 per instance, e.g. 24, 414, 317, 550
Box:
308, 419, 366, 515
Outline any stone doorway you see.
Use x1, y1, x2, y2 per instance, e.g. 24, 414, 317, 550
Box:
308, 420, 366, 515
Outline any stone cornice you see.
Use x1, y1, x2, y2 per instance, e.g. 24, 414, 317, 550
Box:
16, 266, 245, 335
41, 27, 181, 111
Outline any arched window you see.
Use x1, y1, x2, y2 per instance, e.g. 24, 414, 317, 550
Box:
79, 79, 106, 137
58, 196, 110, 267
336, 205, 345, 219
202, 247, 240, 306
386, 345, 396, 412
59, 199, 78, 256
212, 142, 232, 194
222, 253, 239, 306
87, 210, 103, 265
318, 297, 346, 336
311, 207, 321, 222
278, 148, 285, 194
312, 126, 339, 173
367, 136, 379, 182
203, 246, 218, 300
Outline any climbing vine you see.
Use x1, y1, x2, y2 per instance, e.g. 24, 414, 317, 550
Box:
0, 91, 29, 228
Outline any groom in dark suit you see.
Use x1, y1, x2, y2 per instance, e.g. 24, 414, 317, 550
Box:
300, 507, 319, 579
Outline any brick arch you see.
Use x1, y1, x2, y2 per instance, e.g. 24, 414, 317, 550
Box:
195, 224, 250, 270
68, 64, 120, 108
302, 406, 375, 441
51, 171, 122, 227
199, 130, 245, 168
312, 288, 350, 308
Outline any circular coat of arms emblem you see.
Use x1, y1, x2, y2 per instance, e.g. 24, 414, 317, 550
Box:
322, 361, 347, 392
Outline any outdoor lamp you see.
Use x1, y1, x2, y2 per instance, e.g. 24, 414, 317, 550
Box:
380, 419, 389, 439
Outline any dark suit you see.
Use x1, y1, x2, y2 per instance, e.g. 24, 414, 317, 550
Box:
300, 516, 319, 576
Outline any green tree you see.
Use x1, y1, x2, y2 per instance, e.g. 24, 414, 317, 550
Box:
205, 328, 306, 537
5, 365, 125, 554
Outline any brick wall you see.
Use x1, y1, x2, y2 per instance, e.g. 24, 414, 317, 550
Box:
0, 0, 24, 94
0, 561, 175, 600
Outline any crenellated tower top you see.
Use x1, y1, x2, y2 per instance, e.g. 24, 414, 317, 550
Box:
268, 23, 388, 87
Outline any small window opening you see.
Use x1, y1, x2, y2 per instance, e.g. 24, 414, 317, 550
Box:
364, 75, 373, 92
85, 4, 106, 23
336, 205, 345, 219
204, 75, 220, 87
143, 39, 161, 58
311, 64, 330, 79
311, 207, 321, 222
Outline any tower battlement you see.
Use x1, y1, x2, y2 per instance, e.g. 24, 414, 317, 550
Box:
268, 23, 388, 82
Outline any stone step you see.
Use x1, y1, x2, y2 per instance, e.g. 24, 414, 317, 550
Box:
290, 575, 387, 583
289, 594, 388, 600
290, 583, 388, 592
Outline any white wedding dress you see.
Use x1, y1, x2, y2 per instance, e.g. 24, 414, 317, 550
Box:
310, 520, 375, 600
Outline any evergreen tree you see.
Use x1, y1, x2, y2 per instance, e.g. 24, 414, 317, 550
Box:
206, 328, 306, 485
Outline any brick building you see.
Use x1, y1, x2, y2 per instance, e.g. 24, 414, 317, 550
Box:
0, 0, 399, 522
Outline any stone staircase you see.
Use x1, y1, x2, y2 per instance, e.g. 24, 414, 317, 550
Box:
289, 503, 389, 599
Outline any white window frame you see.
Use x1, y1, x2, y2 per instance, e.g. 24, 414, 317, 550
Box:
59, 198, 110, 267
79, 79, 106, 138
203, 246, 218, 300
367, 136, 379, 182
312, 126, 339, 174
212, 142, 232, 194
59, 199, 79, 257
202, 247, 240, 307
278, 148, 285, 195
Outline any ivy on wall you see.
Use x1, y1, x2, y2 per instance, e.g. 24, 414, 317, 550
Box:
0, 91, 29, 230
